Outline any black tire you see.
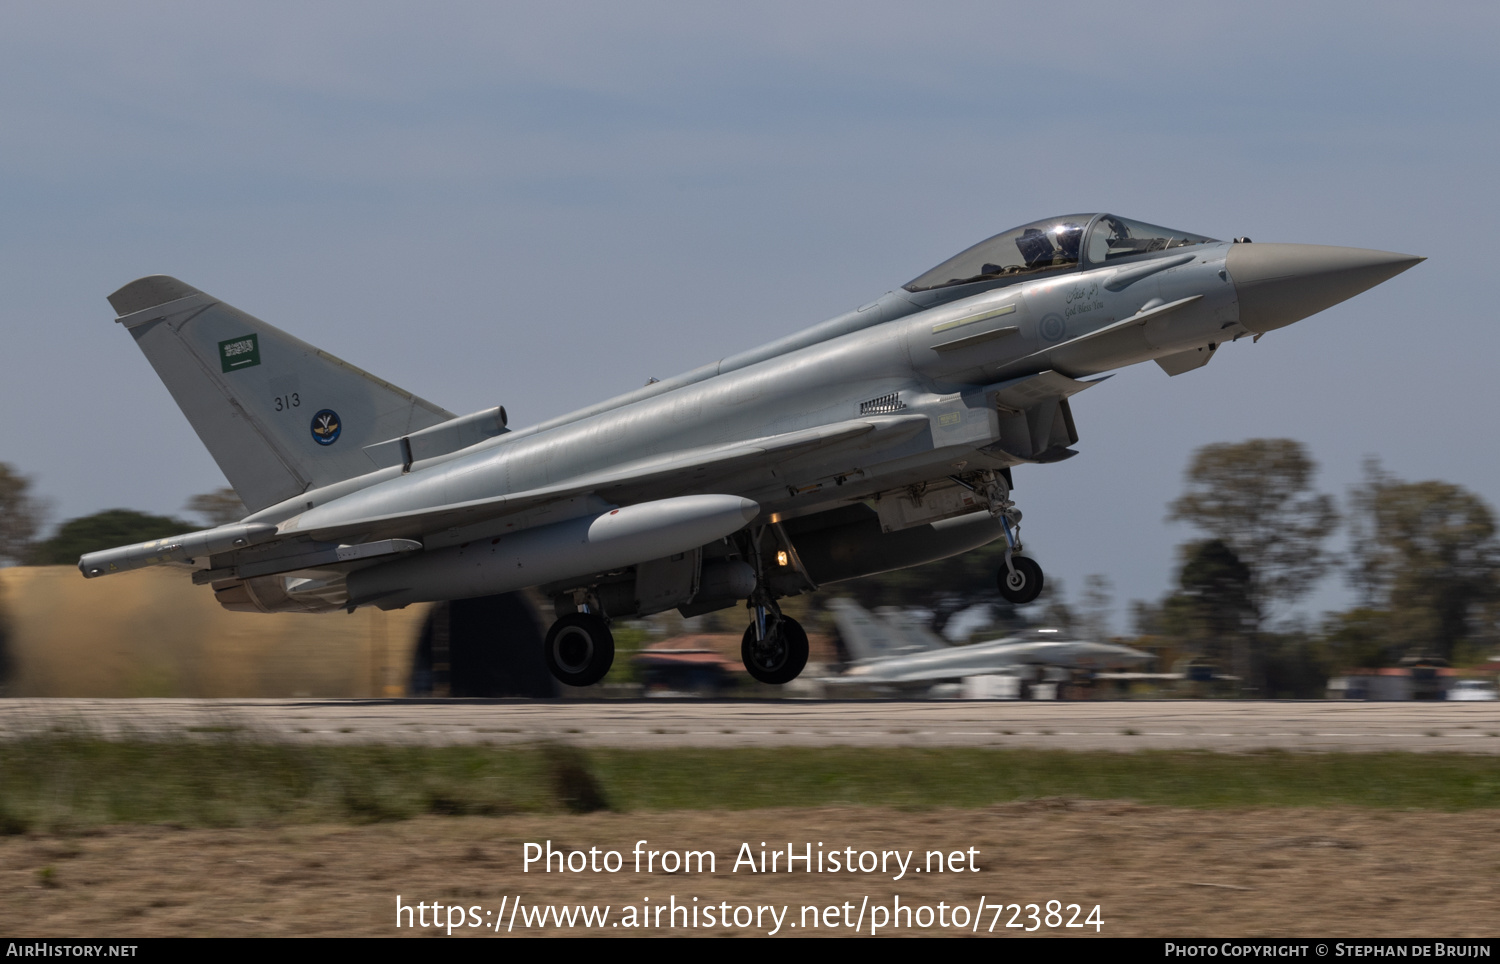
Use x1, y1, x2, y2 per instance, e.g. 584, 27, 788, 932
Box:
997, 556, 1044, 604
544, 613, 615, 687
741, 615, 810, 685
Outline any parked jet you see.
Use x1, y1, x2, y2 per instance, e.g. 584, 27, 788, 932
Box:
824, 598, 1152, 691
80, 214, 1420, 687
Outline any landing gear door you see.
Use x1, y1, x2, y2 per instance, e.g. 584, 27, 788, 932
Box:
873, 480, 988, 533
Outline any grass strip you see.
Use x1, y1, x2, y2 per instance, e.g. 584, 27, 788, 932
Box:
0, 736, 1496, 832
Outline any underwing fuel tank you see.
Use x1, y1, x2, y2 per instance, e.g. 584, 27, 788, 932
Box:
346, 494, 759, 610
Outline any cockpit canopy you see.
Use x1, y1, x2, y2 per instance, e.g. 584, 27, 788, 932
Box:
903, 214, 1218, 293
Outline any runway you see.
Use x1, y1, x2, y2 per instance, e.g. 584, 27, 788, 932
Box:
1, 698, 1497, 752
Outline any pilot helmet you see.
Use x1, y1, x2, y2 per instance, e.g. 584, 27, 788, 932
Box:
1052, 222, 1084, 261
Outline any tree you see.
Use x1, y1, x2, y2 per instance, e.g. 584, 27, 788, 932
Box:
1167, 439, 1339, 628
0, 463, 47, 565
1140, 538, 1268, 691
1172, 538, 1257, 680
1177, 539, 1255, 638
1316, 607, 1392, 671
28, 509, 195, 566
185, 488, 246, 528
1344, 460, 1499, 661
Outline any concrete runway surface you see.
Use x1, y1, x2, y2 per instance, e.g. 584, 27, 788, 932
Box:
1, 699, 1497, 752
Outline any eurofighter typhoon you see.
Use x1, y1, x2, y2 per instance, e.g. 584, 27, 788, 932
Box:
824, 598, 1152, 693
81, 215, 1421, 687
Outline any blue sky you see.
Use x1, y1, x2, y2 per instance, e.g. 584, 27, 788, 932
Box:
2, 2, 1495, 628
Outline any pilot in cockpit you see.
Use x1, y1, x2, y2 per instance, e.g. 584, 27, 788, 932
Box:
1054, 222, 1084, 261
1015, 222, 1084, 269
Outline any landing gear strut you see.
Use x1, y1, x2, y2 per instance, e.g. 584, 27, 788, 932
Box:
994, 489, 1043, 604
956, 469, 1046, 605
739, 524, 809, 683
544, 612, 615, 687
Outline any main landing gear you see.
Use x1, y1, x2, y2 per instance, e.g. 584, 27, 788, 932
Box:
741, 606, 809, 685
738, 525, 811, 685
544, 612, 615, 687
741, 602, 810, 686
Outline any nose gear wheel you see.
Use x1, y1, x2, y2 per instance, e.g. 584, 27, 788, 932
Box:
997, 555, 1044, 604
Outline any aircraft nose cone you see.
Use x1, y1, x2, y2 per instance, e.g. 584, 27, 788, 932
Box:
1228, 243, 1423, 333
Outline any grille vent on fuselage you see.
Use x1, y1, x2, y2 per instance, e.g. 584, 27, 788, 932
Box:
859, 392, 906, 415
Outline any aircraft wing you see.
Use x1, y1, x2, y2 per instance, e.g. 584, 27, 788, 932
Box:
83, 414, 931, 578
288, 414, 931, 545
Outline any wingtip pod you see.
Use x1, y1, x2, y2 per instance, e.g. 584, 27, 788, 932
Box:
107, 276, 207, 316
1227, 243, 1424, 334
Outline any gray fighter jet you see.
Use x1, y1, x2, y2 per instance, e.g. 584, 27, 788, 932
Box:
80, 214, 1420, 687
824, 598, 1152, 692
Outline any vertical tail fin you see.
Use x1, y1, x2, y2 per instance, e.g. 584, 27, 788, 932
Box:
109, 276, 454, 512
827, 598, 943, 661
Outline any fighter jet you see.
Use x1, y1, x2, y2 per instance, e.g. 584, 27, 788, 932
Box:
823, 598, 1152, 692
80, 214, 1421, 688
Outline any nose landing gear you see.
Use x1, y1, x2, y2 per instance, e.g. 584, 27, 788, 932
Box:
994, 483, 1043, 604
955, 469, 1046, 605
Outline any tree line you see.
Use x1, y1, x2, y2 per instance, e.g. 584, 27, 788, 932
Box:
0, 467, 243, 566
1149, 441, 1498, 692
